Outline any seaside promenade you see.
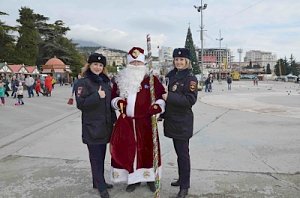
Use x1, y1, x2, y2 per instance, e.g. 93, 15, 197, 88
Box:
0, 81, 299, 198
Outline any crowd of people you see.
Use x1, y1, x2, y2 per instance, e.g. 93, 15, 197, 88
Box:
0, 73, 56, 106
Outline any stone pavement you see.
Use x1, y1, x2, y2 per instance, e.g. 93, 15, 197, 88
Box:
0, 81, 299, 198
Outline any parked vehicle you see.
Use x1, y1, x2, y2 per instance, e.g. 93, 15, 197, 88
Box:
231, 71, 240, 80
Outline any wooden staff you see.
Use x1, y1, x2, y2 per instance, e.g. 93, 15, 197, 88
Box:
147, 34, 160, 198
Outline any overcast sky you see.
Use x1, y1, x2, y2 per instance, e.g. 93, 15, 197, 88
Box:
1, 0, 300, 61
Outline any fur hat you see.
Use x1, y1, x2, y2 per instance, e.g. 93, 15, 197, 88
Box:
127, 47, 145, 64
172, 48, 190, 60
87, 53, 106, 66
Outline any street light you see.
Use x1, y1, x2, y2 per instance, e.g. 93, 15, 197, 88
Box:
216, 30, 223, 82
194, 0, 207, 81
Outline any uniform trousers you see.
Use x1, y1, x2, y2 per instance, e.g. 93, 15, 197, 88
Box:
173, 139, 190, 189
87, 144, 107, 191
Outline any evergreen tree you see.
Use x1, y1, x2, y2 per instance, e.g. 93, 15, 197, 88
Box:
274, 59, 287, 76
15, 7, 39, 65
0, 11, 17, 63
266, 63, 271, 74
284, 57, 290, 75
37, 20, 70, 65
59, 37, 85, 76
184, 26, 200, 74
289, 54, 300, 76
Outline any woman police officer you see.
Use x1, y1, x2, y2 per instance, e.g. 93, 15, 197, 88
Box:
162, 48, 198, 198
75, 53, 116, 198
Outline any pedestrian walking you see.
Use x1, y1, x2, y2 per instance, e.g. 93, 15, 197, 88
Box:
44, 74, 53, 96
162, 48, 198, 198
11, 75, 19, 98
205, 74, 213, 92
15, 81, 24, 105
34, 78, 44, 96
25, 74, 35, 97
2, 77, 10, 97
0, 80, 6, 105
227, 75, 232, 90
75, 53, 116, 198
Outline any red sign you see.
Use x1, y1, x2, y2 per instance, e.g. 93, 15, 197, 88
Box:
203, 56, 217, 63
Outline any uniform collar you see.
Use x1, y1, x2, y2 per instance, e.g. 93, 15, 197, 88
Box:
172, 68, 190, 79
86, 69, 110, 83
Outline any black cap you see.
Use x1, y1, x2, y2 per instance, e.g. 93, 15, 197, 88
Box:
87, 53, 106, 66
172, 48, 190, 60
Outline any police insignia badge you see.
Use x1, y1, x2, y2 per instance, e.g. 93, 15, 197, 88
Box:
77, 87, 83, 96
172, 84, 177, 91
189, 81, 197, 92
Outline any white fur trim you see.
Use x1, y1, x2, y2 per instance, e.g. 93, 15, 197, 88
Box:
155, 99, 165, 114
126, 93, 136, 117
111, 97, 122, 110
127, 54, 145, 64
111, 167, 129, 183
111, 166, 162, 184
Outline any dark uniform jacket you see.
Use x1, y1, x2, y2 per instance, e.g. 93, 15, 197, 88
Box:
75, 69, 116, 144
163, 68, 198, 140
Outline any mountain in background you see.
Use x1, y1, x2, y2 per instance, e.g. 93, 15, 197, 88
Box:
72, 39, 103, 47
73, 39, 127, 55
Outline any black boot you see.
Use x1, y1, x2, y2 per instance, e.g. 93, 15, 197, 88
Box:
126, 184, 136, 192
99, 189, 110, 198
106, 183, 113, 189
176, 189, 188, 198
147, 182, 156, 192
171, 179, 180, 187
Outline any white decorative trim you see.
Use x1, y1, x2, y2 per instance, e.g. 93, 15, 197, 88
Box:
155, 99, 166, 114
111, 97, 122, 110
126, 93, 136, 117
111, 166, 162, 184
127, 54, 145, 64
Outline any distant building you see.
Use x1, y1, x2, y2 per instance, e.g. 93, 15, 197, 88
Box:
197, 48, 232, 78
158, 46, 174, 75
244, 50, 277, 71
158, 46, 173, 63
0, 62, 40, 78
95, 48, 126, 66
42, 56, 72, 83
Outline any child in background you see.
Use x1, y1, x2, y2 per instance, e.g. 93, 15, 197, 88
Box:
35, 78, 43, 96
15, 81, 24, 105
0, 80, 5, 105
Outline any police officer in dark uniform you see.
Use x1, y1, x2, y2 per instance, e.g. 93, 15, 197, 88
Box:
75, 53, 116, 198
162, 48, 198, 198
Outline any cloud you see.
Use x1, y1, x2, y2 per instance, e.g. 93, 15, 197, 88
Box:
1, 0, 300, 60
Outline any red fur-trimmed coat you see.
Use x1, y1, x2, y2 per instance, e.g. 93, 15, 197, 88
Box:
110, 75, 165, 184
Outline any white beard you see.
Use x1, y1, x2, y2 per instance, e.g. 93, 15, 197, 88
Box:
116, 64, 148, 98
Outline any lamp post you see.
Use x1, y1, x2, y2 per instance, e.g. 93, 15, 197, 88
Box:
194, 0, 207, 81
216, 30, 223, 82
237, 48, 243, 72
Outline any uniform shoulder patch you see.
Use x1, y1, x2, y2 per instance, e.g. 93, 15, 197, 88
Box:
77, 86, 83, 96
189, 81, 197, 92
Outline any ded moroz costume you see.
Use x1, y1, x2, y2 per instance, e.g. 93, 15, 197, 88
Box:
110, 47, 166, 192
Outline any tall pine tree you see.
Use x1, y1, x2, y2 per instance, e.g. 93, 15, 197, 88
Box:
0, 11, 16, 63
15, 7, 39, 65
184, 26, 200, 74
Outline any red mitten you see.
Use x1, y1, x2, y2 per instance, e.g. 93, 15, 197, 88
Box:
149, 104, 162, 115
117, 99, 127, 109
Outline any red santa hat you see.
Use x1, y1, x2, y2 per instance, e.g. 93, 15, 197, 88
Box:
127, 47, 145, 64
